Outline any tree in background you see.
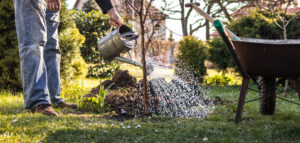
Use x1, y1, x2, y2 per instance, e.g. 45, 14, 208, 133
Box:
0, 1, 22, 90
161, 0, 245, 39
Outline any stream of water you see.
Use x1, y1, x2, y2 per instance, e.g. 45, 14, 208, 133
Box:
137, 58, 214, 118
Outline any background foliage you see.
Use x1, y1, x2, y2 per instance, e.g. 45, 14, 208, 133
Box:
58, 2, 88, 85
72, 10, 120, 78
0, 1, 22, 90
0, 1, 88, 90
175, 36, 207, 82
207, 37, 235, 71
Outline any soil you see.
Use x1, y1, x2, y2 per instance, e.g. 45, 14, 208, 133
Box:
84, 70, 154, 120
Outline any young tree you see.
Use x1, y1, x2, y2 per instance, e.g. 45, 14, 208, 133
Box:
126, 0, 156, 115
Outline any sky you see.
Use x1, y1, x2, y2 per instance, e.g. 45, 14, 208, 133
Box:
65, 0, 210, 41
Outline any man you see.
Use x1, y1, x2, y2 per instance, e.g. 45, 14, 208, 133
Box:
13, 0, 123, 116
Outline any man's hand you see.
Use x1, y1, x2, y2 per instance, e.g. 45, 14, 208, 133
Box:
46, 0, 61, 12
107, 8, 124, 27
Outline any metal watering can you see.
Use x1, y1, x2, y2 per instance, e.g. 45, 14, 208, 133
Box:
97, 25, 153, 75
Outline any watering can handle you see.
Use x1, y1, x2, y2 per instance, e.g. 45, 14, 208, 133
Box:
185, 2, 240, 41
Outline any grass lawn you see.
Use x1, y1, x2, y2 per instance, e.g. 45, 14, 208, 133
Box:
0, 82, 299, 142
0, 65, 299, 142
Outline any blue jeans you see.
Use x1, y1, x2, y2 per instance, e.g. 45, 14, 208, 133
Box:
13, 0, 63, 109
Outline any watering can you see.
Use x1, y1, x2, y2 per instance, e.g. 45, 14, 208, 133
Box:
97, 25, 154, 75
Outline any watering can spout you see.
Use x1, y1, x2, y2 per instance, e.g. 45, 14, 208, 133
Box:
114, 56, 142, 67
114, 56, 154, 75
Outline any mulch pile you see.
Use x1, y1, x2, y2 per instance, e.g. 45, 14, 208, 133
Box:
84, 70, 156, 119
84, 70, 228, 120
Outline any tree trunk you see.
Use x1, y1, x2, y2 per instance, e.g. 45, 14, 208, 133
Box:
180, 1, 188, 36
139, 0, 149, 115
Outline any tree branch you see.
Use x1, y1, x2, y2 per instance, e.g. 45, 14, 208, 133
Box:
125, 0, 139, 14
143, 0, 155, 23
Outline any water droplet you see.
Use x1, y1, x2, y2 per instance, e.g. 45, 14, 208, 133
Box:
203, 137, 208, 142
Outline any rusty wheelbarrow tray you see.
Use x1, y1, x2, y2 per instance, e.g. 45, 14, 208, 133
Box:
186, 2, 300, 124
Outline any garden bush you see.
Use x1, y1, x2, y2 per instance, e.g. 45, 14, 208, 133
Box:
0, 1, 22, 90
175, 36, 207, 82
228, 10, 300, 39
87, 62, 120, 78
72, 10, 120, 78
205, 74, 236, 86
207, 37, 235, 71
72, 10, 110, 63
59, 2, 87, 85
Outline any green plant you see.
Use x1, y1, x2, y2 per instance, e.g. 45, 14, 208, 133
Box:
205, 74, 236, 86
175, 36, 207, 82
80, 82, 114, 113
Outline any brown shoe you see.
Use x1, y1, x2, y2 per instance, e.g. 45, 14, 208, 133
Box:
56, 102, 78, 109
33, 104, 58, 116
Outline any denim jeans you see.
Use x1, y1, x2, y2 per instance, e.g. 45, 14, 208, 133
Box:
13, 0, 63, 109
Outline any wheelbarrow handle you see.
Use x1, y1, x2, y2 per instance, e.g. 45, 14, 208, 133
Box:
185, 2, 240, 41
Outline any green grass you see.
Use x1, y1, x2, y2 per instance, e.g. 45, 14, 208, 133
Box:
0, 83, 299, 142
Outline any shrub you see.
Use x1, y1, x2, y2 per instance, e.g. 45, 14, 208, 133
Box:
87, 62, 120, 78
205, 74, 236, 86
228, 10, 281, 39
59, 2, 87, 85
207, 37, 235, 71
228, 10, 300, 39
72, 10, 110, 63
175, 36, 207, 82
0, 1, 22, 90
59, 26, 87, 83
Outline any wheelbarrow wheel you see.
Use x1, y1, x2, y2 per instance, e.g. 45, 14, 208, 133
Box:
259, 77, 276, 115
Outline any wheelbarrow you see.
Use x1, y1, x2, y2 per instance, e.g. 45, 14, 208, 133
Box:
186, 2, 300, 123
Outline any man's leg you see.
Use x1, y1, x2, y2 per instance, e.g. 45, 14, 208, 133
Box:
44, 9, 64, 106
44, 9, 77, 109
13, 0, 52, 110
